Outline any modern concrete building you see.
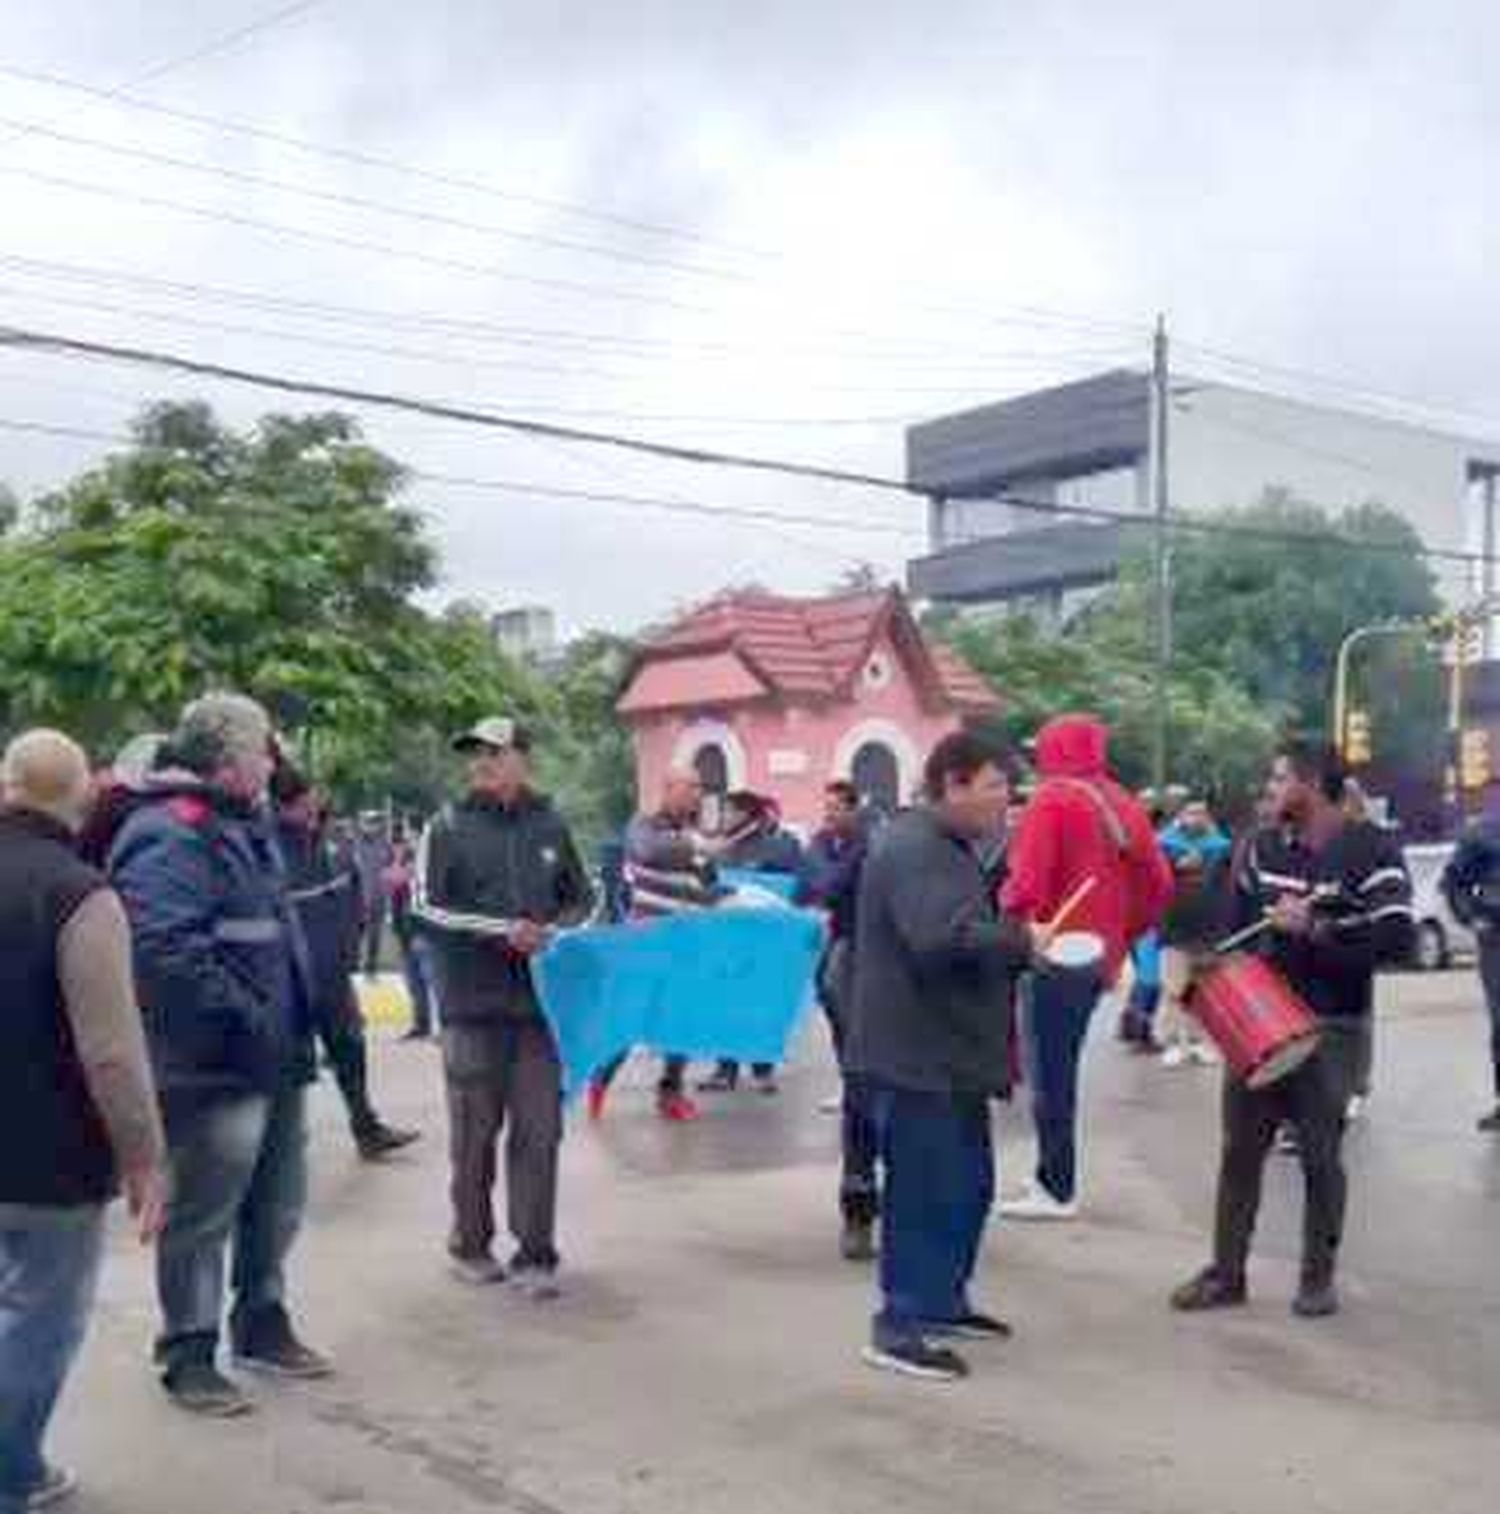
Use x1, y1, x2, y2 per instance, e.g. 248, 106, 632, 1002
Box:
907, 369, 1500, 624
492, 604, 558, 662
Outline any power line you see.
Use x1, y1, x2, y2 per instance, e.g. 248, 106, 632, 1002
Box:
0, 61, 1149, 344
0, 109, 754, 286
0, 248, 1133, 373
0, 2, 332, 155
0, 278, 1115, 414
0, 327, 1491, 582
1177, 339, 1500, 442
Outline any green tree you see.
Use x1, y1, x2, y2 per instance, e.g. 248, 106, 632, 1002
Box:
0, 402, 538, 792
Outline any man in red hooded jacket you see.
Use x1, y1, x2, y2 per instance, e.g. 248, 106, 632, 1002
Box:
999, 715, 1172, 1220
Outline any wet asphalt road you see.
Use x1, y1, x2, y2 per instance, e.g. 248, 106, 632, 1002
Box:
53, 966, 1500, 1514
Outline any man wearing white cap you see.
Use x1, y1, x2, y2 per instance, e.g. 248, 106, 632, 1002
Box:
414, 718, 592, 1294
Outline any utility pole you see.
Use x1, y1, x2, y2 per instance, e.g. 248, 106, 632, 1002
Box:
1150, 314, 1171, 791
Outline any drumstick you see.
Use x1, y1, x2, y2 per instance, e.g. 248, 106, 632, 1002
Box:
1037, 875, 1098, 949
1214, 913, 1274, 955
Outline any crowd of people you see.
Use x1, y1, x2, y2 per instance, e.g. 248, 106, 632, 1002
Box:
8, 680, 1487, 1503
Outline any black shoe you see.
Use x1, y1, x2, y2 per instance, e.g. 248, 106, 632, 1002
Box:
355, 1121, 421, 1161
861, 1339, 969, 1382
400, 1028, 431, 1043
1171, 1267, 1248, 1312
752, 1071, 780, 1096
696, 1071, 738, 1093
232, 1308, 333, 1380
1292, 1280, 1340, 1319
1478, 1107, 1500, 1133
162, 1358, 256, 1418
925, 1310, 1013, 1342
840, 1219, 877, 1262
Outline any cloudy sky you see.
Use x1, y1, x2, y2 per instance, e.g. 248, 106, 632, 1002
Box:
0, 0, 1496, 633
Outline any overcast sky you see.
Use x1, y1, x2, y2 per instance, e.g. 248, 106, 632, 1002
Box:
0, 0, 1496, 633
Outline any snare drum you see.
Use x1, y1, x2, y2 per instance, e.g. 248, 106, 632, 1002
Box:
1191, 953, 1320, 1089
1042, 930, 1106, 973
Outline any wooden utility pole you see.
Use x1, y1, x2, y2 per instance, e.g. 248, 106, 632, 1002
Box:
1150, 315, 1171, 790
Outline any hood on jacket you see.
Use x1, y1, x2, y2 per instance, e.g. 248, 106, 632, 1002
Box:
1035, 715, 1110, 780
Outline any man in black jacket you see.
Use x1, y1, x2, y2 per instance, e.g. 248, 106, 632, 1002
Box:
1172, 741, 1413, 1321
414, 718, 592, 1294
1441, 781, 1500, 1131
847, 732, 1037, 1382
272, 765, 418, 1161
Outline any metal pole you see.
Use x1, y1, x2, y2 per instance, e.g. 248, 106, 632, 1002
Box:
1484, 472, 1498, 661
1150, 314, 1171, 790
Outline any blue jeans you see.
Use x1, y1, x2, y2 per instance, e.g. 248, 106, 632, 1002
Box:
157, 1085, 307, 1366
0, 1211, 105, 1511
401, 935, 437, 1036
869, 1086, 995, 1349
1024, 967, 1103, 1203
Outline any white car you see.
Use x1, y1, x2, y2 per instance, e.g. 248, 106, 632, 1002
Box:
1404, 841, 1477, 971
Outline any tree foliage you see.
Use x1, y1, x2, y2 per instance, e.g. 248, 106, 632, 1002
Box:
933, 492, 1444, 807
0, 403, 539, 793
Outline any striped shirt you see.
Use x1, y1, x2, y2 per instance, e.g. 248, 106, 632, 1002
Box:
623, 812, 724, 920
1236, 819, 1414, 1019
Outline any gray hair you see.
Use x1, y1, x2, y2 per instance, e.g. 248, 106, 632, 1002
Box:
172, 692, 273, 778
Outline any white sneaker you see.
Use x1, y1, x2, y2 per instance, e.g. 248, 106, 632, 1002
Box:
999, 1188, 1079, 1222
1160, 1044, 1188, 1069
1189, 1043, 1220, 1068
1346, 1094, 1367, 1123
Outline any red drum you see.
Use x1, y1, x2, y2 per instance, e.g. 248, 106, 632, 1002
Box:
1191, 954, 1321, 1089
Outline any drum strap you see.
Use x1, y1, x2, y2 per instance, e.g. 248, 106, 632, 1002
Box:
1045, 778, 1130, 854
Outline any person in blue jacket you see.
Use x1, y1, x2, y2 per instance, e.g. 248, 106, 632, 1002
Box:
109, 693, 330, 1419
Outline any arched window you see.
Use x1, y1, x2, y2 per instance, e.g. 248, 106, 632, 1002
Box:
693, 743, 730, 832
851, 740, 900, 813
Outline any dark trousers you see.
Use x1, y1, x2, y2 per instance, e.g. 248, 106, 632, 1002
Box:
594, 1052, 688, 1096
1212, 1045, 1348, 1288
361, 904, 386, 976
156, 1086, 307, 1367
1023, 967, 1103, 1203
399, 933, 436, 1036
317, 989, 378, 1138
822, 941, 878, 1224
869, 1085, 994, 1349
1480, 932, 1500, 1099
444, 1019, 563, 1268
710, 1060, 775, 1083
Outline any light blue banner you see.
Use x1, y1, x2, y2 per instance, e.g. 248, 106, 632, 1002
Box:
533, 908, 824, 1100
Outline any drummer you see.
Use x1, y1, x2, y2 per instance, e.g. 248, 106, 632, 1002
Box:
1172, 741, 1413, 1319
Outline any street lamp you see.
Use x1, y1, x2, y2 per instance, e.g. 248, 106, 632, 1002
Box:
1330, 620, 1422, 761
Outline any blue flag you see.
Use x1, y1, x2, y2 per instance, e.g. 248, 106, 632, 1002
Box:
533, 908, 824, 1101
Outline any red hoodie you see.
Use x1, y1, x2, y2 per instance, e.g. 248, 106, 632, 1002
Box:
1001, 715, 1172, 982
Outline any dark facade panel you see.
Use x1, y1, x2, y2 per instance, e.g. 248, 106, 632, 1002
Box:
908, 521, 1138, 603
906, 369, 1152, 497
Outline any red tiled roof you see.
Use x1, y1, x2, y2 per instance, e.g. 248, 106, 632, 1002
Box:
619, 587, 1000, 716
616, 651, 769, 715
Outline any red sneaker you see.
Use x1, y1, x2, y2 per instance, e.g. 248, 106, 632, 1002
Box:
657, 1091, 700, 1123
587, 1082, 607, 1123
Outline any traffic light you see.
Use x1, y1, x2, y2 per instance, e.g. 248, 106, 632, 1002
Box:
1344, 708, 1372, 765
1461, 727, 1490, 790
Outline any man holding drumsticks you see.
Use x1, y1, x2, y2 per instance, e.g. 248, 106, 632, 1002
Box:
1172, 741, 1412, 1320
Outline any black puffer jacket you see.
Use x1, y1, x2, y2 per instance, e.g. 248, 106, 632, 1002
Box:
414, 789, 593, 1023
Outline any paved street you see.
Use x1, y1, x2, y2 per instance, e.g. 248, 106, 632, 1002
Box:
57, 969, 1500, 1514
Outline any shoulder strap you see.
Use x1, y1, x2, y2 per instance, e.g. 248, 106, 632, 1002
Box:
1043, 777, 1130, 854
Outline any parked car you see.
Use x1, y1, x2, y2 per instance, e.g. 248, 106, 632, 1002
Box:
1404, 841, 1476, 971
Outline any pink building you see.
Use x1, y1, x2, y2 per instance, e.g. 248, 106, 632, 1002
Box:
617, 587, 1001, 831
